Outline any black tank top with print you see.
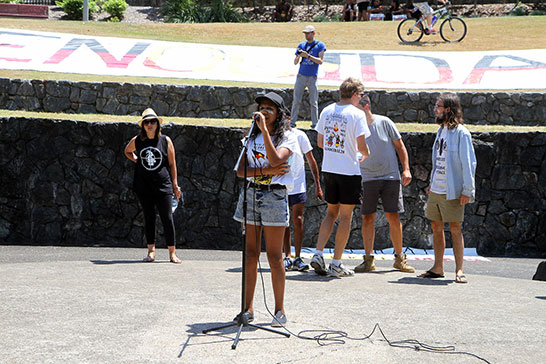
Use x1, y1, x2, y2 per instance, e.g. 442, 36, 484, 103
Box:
133, 135, 172, 195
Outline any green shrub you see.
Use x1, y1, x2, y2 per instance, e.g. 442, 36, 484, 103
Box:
530, 10, 546, 16
56, 0, 99, 20
509, 7, 527, 16
331, 13, 341, 22
0, 0, 24, 3
208, 0, 247, 22
313, 14, 329, 22
103, 0, 128, 19
162, 0, 247, 23
162, 0, 200, 23
313, 13, 340, 22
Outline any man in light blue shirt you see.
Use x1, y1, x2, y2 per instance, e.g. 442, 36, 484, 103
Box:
291, 25, 326, 128
420, 93, 476, 284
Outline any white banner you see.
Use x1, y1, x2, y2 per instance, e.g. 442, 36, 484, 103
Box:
1, 28, 545, 90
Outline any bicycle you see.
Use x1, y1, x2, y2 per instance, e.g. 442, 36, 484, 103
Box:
397, 3, 467, 43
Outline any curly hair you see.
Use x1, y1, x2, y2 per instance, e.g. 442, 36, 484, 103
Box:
250, 103, 291, 147
436, 93, 464, 130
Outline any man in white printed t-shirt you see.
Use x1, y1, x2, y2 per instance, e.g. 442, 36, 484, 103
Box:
311, 77, 371, 277
282, 128, 323, 272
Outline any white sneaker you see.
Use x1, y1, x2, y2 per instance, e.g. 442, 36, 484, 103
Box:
271, 311, 287, 327
328, 263, 354, 277
310, 253, 327, 276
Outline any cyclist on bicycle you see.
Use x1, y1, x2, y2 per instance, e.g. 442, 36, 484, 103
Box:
414, 0, 446, 35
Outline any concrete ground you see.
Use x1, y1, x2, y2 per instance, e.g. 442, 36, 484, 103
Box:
1, 245, 545, 364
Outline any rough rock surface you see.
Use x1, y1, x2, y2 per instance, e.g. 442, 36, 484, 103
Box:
1, 117, 545, 257
3, 79, 546, 126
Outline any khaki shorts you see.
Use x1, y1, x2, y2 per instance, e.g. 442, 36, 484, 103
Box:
426, 192, 464, 222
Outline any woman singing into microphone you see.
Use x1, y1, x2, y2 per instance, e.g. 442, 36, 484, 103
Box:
233, 92, 297, 327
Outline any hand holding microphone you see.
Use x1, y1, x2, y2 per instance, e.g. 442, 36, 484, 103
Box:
253, 111, 267, 134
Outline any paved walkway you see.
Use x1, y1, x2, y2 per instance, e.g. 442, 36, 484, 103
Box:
1, 246, 545, 364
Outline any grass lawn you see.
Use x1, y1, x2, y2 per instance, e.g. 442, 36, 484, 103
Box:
2, 16, 546, 51
1, 16, 546, 90
3, 110, 545, 133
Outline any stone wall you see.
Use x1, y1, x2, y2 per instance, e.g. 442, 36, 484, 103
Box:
1, 117, 545, 257
1, 78, 545, 126
127, 1, 539, 7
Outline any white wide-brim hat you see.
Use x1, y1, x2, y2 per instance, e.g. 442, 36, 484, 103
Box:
138, 108, 163, 127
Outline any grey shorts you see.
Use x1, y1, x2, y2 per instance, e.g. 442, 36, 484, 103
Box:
426, 192, 465, 223
414, 2, 433, 16
233, 187, 289, 226
361, 180, 404, 215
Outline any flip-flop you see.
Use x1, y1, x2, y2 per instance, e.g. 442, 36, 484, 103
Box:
418, 270, 445, 278
143, 255, 155, 262
455, 274, 468, 284
170, 256, 181, 264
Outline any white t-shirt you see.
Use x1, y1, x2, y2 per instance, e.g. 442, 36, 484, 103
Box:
430, 127, 448, 194
315, 103, 371, 176
246, 132, 298, 192
289, 128, 313, 195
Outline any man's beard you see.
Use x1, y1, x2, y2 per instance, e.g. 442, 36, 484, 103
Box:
436, 112, 445, 124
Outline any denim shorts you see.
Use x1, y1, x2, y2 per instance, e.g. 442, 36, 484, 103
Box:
233, 187, 289, 227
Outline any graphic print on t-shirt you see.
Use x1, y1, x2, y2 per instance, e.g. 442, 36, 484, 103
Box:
431, 128, 448, 193
251, 148, 272, 184
323, 117, 346, 154
140, 146, 163, 171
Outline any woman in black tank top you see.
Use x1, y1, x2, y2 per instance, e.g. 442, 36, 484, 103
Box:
124, 108, 182, 264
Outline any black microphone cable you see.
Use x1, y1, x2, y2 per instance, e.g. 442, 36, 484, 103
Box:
254, 264, 491, 363
238, 119, 491, 363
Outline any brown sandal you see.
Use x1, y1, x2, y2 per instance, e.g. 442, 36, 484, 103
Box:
418, 270, 444, 278
455, 274, 468, 284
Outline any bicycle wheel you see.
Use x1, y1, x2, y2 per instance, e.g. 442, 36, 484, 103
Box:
440, 17, 467, 42
397, 18, 424, 43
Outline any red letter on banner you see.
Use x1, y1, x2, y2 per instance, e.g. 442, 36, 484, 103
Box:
0, 42, 30, 62
463, 55, 546, 84
360, 53, 453, 84
44, 38, 149, 68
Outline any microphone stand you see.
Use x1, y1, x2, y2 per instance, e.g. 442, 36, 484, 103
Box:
202, 118, 290, 349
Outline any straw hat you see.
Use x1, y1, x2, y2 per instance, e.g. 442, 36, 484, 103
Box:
138, 108, 163, 127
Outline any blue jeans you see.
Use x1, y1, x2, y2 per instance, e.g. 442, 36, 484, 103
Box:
291, 74, 319, 127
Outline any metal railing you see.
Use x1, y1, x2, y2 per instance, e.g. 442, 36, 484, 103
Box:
21, 0, 55, 5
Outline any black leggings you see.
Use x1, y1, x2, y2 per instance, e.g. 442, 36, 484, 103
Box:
136, 193, 175, 247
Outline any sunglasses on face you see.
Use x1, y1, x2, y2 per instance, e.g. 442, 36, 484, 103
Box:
143, 119, 158, 125
259, 107, 275, 115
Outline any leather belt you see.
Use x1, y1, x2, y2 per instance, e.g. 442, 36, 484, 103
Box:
248, 182, 286, 191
